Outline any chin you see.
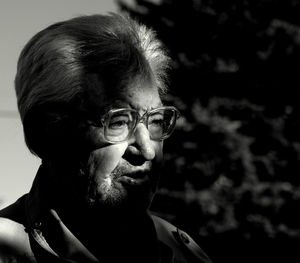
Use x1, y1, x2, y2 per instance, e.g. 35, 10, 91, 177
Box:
85, 177, 156, 214
80, 154, 161, 214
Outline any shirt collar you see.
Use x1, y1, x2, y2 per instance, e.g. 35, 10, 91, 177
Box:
25, 165, 99, 262
25, 164, 174, 263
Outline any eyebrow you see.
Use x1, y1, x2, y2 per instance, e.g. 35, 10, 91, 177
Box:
128, 102, 164, 112
97, 100, 129, 114
109, 100, 130, 110
99, 99, 164, 116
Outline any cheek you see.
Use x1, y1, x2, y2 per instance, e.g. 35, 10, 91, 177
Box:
87, 142, 128, 180
84, 143, 128, 203
84, 126, 106, 149
154, 141, 163, 162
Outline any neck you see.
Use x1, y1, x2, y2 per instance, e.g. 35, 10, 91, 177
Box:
54, 203, 158, 262
28, 162, 159, 262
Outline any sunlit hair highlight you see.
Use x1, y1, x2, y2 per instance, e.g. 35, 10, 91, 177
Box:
15, 13, 171, 158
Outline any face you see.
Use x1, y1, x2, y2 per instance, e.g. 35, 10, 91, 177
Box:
79, 77, 164, 212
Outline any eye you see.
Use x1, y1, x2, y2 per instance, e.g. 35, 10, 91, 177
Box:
109, 116, 130, 129
148, 113, 164, 127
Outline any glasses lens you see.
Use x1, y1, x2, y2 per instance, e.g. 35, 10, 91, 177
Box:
148, 108, 177, 140
105, 110, 136, 142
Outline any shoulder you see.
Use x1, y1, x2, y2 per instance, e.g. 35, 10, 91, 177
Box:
0, 217, 35, 262
152, 215, 213, 263
0, 217, 28, 245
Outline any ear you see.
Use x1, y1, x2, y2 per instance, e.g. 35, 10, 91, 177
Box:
23, 105, 83, 160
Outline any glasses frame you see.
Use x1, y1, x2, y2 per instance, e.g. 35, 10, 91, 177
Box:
99, 106, 180, 144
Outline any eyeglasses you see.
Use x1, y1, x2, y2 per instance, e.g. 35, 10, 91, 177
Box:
92, 106, 180, 143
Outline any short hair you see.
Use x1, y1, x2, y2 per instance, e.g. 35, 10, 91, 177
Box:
15, 13, 171, 159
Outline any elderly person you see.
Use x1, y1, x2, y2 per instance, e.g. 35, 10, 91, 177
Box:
0, 13, 212, 263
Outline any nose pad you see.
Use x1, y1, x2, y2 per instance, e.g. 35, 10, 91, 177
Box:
130, 123, 155, 161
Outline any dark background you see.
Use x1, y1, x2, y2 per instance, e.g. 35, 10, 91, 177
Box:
116, 0, 300, 262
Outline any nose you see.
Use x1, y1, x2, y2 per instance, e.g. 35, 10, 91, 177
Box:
129, 123, 156, 161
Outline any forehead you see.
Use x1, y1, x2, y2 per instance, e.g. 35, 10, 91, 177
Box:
85, 74, 162, 114
121, 79, 162, 110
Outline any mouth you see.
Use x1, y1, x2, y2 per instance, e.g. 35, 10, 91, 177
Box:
117, 170, 151, 187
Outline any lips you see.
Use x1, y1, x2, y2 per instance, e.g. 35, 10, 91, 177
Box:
117, 170, 150, 187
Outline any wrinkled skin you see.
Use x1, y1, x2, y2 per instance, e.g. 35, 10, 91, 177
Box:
80, 77, 164, 213
34, 77, 165, 262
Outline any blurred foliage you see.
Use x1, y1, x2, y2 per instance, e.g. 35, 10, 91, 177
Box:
116, 0, 300, 261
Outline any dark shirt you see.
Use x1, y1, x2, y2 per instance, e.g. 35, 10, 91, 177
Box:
0, 166, 213, 263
